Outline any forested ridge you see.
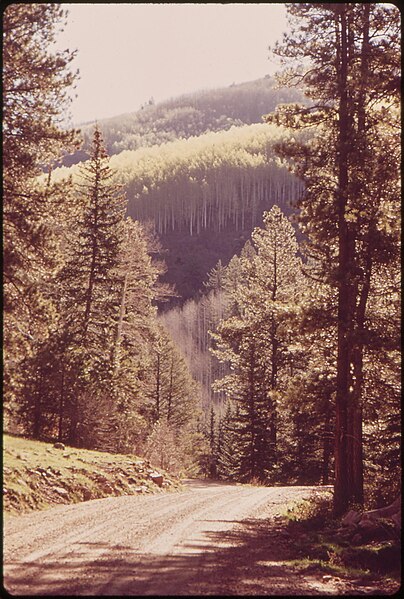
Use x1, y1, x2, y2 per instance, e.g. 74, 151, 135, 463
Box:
52, 123, 305, 233
51, 124, 305, 302
60, 76, 304, 166
3, 1, 400, 529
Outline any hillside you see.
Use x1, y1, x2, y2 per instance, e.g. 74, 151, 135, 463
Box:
61, 77, 304, 167
3, 435, 183, 516
122, 124, 304, 303
51, 123, 305, 305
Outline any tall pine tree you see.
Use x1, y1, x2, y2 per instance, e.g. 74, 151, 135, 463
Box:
266, 3, 400, 514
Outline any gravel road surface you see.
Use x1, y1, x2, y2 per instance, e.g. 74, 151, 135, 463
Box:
4, 479, 337, 596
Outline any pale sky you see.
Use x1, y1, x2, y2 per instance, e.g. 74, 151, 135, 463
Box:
55, 3, 288, 125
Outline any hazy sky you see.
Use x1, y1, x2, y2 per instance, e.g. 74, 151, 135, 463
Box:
55, 3, 288, 125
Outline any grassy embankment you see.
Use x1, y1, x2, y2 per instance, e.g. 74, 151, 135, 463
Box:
3, 434, 183, 516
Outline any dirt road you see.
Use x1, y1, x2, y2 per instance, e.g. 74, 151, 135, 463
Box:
4, 479, 342, 596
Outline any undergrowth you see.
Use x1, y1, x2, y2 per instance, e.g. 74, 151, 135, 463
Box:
284, 494, 401, 588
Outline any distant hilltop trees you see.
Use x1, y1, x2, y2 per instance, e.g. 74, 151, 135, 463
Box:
59, 77, 304, 167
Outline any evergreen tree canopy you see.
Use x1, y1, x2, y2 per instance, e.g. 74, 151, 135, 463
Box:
3, 3, 78, 414
211, 206, 305, 482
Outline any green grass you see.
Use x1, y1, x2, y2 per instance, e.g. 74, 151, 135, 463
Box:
283, 557, 369, 578
3, 434, 183, 516
283, 495, 401, 588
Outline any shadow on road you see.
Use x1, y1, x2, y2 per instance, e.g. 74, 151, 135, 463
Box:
4, 516, 344, 596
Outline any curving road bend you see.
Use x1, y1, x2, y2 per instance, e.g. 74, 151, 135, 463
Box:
3, 480, 330, 596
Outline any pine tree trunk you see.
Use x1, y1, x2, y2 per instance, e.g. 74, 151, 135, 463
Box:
349, 252, 372, 504
167, 356, 174, 421
348, 3, 370, 506
69, 396, 79, 446
83, 236, 97, 335
269, 325, 278, 463
340, 3, 370, 510
83, 157, 101, 336
33, 370, 43, 438
322, 395, 333, 485
155, 352, 161, 421
248, 344, 257, 480
322, 424, 332, 486
58, 363, 65, 441
269, 236, 278, 463
334, 4, 355, 517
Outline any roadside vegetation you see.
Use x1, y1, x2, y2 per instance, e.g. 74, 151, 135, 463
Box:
283, 496, 401, 594
3, 434, 182, 517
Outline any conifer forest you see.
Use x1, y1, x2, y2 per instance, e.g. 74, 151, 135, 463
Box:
3, 3, 400, 519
